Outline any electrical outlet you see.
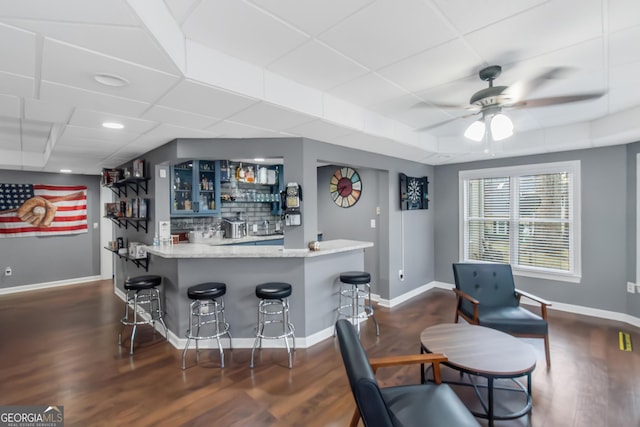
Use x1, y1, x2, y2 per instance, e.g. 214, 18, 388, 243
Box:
398, 269, 404, 281
4, 267, 12, 276
627, 282, 636, 294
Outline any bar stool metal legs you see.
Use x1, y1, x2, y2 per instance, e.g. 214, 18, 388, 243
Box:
182, 282, 232, 369
118, 275, 167, 355
336, 271, 379, 336
250, 282, 296, 369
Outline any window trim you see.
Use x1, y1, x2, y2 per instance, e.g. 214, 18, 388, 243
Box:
459, 160, 581, 283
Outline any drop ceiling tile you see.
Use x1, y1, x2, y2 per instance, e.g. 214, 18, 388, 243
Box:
0, 94, 20, 118
465, 0, 603, 64
181, 0, 309, 66
328, 73, 409, 108
0, 23, 36, 77
131, 124, 218, 147
24, 99, 74, 123
0, 0, 140, 25
43, 153, 103, 174
319, 0, 456, 70
21, 120, 52, 152
610, 26, 640, 67
525, 98, 608, 127
142, 105, 218, 129
40, 81, 150, 117
414, 74, 487, 108
249, 0, 375, 36
608, 61, 640, 113
0, 71, 33, 97
41, 39, 181, 103
164, 0, 201, 24
502, 38, 605, 90
608, 0, 640, 32
68, 109, 158, 134
60, 124, 139, 144
432, 0, 548, 34
0, 117, 21, 150
52, 140, 124, 154
377, 39, 480, 93
5, 20, 180, 74
157, 79, 258, 119
207, 120, 284, 138
267, 40, 369, 91
226, 102, 315, 131
285, 119, 355, 141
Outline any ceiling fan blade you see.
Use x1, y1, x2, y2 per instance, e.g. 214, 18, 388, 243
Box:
412, 101, 475, 110
415, 111, 481, 132
503, 67, 572, 102
509, 92, 606, 109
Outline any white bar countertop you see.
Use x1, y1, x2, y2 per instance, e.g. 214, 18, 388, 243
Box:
145, 239, 373, 259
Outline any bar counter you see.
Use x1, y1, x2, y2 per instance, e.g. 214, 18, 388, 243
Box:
141, 239, 373, 350
145, 239, 372, 258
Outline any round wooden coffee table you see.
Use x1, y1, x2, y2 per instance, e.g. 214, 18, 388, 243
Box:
420, 323, 537, 426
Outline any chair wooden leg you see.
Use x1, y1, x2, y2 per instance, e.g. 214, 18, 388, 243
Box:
349, 407, 361, 427
544, 335, 551, 368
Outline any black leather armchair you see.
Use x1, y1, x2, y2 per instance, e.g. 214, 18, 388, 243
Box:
335, 319, 479, 427
452, 262, 552, 367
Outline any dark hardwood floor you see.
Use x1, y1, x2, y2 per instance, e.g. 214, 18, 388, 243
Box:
1, 279, 638, 426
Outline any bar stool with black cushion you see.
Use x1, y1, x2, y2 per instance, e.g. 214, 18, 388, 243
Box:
250, 282, 296, 369
336, 271, 379, 336
118, 275, 167, 355
182, 282, 232, 369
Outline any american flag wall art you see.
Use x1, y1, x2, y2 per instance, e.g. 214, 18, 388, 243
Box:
0, 183, 88, 238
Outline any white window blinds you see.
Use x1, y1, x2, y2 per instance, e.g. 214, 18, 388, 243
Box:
460, 161, 580, 282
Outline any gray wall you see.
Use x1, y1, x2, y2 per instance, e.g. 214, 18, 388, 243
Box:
306, 139, 434, 301
0, 170, 102, 289
434, 145, 631, 315
626, 142, 640, 317
317, 165, 382, 293
116, 138, 434, 303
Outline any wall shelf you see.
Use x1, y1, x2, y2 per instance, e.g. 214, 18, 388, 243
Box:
105, 215, 149, 232
104, 247, 149, 271
106, 177, 149, 198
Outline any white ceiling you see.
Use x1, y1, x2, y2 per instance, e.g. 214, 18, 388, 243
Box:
0, 0, 639, 174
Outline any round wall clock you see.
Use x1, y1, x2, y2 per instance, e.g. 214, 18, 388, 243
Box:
330, 167, 362, 208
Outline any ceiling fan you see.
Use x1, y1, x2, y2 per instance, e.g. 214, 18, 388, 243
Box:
416, 65, 606, 141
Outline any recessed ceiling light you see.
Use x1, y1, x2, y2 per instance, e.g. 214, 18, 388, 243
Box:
254, 158, 265, 162
93, 73, 129, 87
60, 169, 72, 173
102, 122, 124, 130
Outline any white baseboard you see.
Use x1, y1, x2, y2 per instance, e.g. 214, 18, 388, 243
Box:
115, 288, 338, 350
428, 280, 640, 329
0, 275, 102, 295
376, 281, 451, 308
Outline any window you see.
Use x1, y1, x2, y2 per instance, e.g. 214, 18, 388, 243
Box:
459, 161, 581, 282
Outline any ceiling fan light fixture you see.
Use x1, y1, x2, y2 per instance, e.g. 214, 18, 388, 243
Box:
464, 119, 485, 142
490, 113, 514, 141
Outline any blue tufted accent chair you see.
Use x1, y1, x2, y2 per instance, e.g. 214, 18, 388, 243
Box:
452, 263, 552, 367
335, 319, 480, 427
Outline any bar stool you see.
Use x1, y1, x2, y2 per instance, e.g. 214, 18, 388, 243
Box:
182, 282, 232, 369
250, 282, 296, 369
118, 275, 167, 355
336, 271, 379, 336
